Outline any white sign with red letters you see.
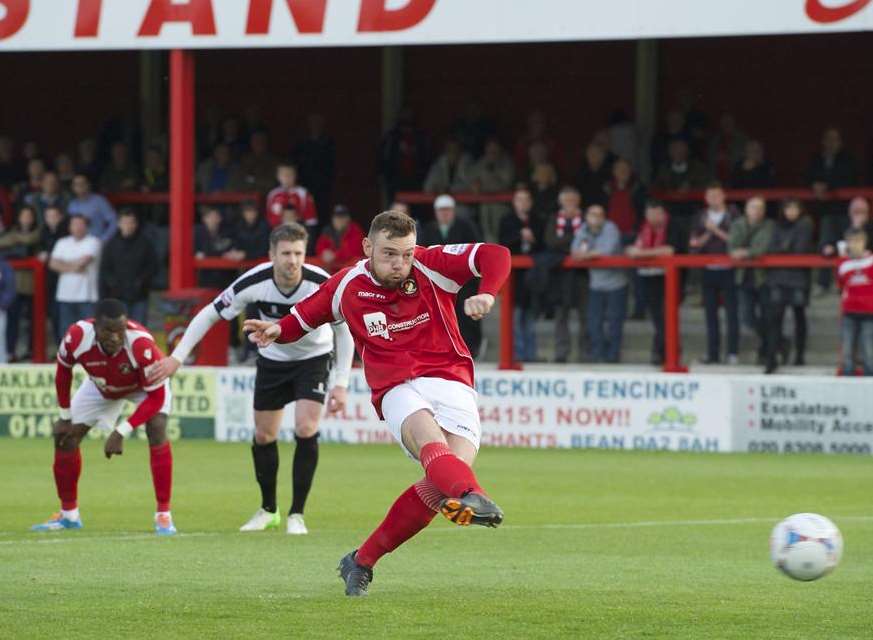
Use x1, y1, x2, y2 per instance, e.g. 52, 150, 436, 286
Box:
1, 0, 872, 51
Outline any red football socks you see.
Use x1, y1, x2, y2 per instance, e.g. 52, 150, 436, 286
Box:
149, 442, 173, 512
53, 448, 81, 510
419, 442, 484, 498
355, 483, 437, 569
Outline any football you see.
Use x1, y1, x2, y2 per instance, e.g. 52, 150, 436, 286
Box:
770, 513, 843, 581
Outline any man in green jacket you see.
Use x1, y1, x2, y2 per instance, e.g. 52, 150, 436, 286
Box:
728, 196, 774, 364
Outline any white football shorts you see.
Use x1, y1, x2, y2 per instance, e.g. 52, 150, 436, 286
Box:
381, 377, 480, 459
70, 378, 172, 431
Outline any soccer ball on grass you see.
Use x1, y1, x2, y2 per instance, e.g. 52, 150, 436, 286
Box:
770, 513, 843, 581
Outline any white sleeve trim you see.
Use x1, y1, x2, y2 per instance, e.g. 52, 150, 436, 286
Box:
468, 242, 483, 278
331, 322, 355, 388
170, 305, 221, 364
291, 306, 313, 332
413, 260, 462, 293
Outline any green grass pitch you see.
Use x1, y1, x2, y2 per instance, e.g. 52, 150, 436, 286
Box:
1, 438, 871, 639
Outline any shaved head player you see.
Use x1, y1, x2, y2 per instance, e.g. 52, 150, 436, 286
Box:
245, 210, 511, 596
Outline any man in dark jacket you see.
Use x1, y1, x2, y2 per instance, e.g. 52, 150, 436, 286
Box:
808, 127, 859, 292
99, 209, 158, 326
38, 204, 68, 343
420, 194, 483, 357
689, 183, 741, 364
230, 202, 271, 261
765, 201, 814, 373
499, 187, 545, 361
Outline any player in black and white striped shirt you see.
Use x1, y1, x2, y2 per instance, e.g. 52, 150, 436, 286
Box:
146, 224, 354, 534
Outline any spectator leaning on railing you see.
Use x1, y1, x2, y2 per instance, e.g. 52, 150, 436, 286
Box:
572, 204, 628, 363
764, 199, 814, 374
314, 204, 365, 274
68, 174, 117, 244
470, 137, 514, 244
24, 172, 69, 225
49, 212, 100, 336
230, 201, 271, 262
808, 126, 859, 294
38, 204, 68, 343
419, 194, 483, 357
498, 186, 545, 362
627, 201, 681, 366
729, 140, 773, 189
689, 183, 741, 365
575, 142, 612, 207
821, 197, 873, 259
837, 228, 873, 376
728, 196, 774, 365
99, 141, 140, 193
266, 164, 318, 231
99, 209, 158, 326
0, 206, 40, 360
544, 186, 586, 363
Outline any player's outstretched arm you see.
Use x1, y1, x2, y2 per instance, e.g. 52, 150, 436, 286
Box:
464, 243, 511, 320
146, 305, 221, 384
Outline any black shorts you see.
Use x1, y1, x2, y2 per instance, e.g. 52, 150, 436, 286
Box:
253, 354, 331, 411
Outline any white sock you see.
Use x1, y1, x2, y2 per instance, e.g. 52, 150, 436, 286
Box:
155, 511, 171, 520
61, 508, 80, 521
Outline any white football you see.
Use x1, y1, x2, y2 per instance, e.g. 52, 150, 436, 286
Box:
770, 513, 843, 581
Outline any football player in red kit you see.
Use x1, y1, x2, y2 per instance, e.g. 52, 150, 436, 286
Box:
31, 299, 176, 535
245, 210, 512, 596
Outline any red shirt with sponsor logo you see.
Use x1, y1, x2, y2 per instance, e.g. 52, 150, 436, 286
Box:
57, 319, 164, 400
838, 254, 873, 315
277, 243, 511, 416
265, 185, 318, 228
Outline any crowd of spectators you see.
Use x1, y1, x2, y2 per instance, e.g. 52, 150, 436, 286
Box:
0, 98, 871, 373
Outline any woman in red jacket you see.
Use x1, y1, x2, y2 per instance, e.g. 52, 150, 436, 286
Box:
314, 204, 365, 272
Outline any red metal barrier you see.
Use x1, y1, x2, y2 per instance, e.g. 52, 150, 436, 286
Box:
197, 253, 838, 373
8, 257, 47, 364
502, 254, 838, 372
396, 188, 873, 205
106, 192, 264, 207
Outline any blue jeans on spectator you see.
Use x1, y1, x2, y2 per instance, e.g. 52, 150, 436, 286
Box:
126, 299, 149, 327
58, 302, 96, 337
841, 314, 873, 375
514, 307, 537, 362
587, 286, 627, 363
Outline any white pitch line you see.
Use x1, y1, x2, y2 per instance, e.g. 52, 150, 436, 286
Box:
429, 515, 873, 532
0, 532, 219, 546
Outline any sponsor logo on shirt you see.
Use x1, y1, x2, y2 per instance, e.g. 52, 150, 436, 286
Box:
401, 278, 418, 296
357, 291, 387, 300
119, 363, 133, 375
363, 312, 390, 340
387, 313, 430, 332
442, 244, 469, 255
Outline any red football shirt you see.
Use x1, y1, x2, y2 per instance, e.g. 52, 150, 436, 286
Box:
57, 319, 164, 400
838, 255, 873, 316
265, 185, 318, 228
277, 242, 511, 416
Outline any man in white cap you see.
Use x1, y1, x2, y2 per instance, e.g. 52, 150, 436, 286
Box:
419, 194, 484, 357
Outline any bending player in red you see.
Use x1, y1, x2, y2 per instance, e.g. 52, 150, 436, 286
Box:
245, 210, 511, 596
31, 299, 176, 535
